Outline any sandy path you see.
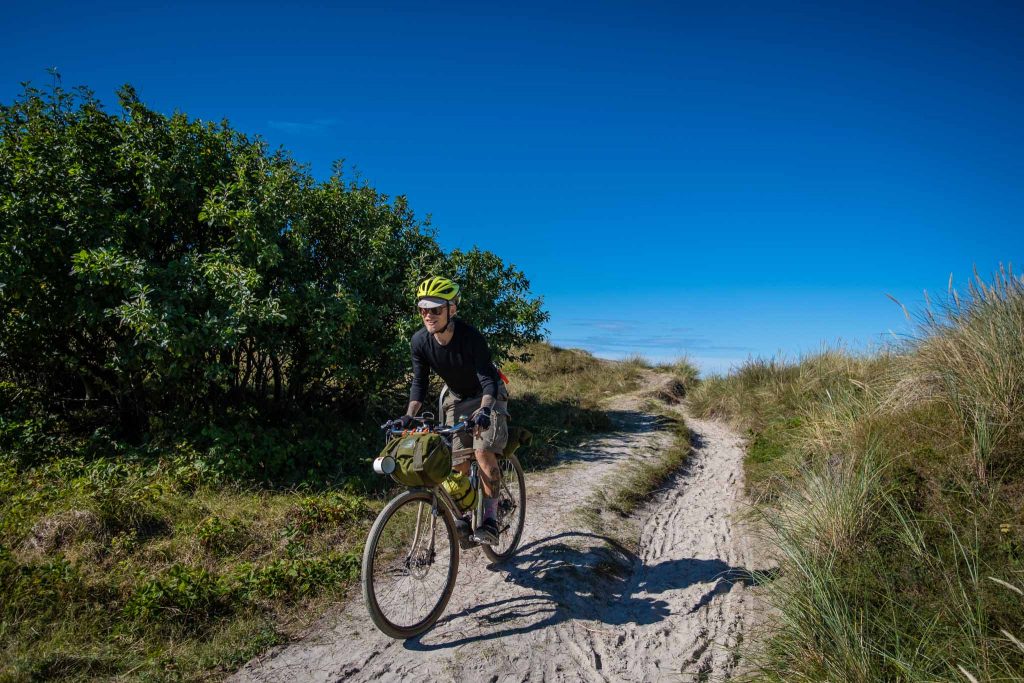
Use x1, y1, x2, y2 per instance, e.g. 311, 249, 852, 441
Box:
232, 374, 765, 682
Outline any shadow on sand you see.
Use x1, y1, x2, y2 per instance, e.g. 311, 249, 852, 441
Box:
404, 530, 775, 651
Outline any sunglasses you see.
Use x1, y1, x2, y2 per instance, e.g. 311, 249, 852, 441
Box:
418, 306, 446, 316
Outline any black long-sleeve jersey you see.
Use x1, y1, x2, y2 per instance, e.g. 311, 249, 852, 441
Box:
409, 319, 500, 403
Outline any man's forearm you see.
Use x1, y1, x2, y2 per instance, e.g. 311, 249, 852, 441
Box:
406, 400, 422, 417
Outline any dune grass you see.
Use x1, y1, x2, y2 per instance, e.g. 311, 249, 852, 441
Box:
502, 342, 649, 468
657, 356, 701, 389
605, 415, 690, 518
689, 266, 1024, 681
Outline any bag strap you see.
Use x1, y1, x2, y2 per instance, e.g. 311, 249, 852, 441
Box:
452, 485, 472, 506
413, 435, 427, 472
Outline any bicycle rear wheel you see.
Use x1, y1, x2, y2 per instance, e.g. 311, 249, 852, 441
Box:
483, 453, 526, 563
362, 489, 459, 638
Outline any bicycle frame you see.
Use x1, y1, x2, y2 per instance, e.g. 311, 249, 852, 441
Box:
438, 385, 487, 532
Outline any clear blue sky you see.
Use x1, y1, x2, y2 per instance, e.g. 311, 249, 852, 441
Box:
3, 1, 1022, 374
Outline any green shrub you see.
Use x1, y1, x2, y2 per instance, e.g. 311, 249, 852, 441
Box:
285, 491, 372, 536
0, 75, 552, 680
0, 79, 547, 478
231, 552, 360, 600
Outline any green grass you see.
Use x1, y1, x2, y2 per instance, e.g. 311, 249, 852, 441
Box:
0, 454, 375, 681
605, 415, 690, 517
656, 356, 702, 391
690, 267, 1024, 682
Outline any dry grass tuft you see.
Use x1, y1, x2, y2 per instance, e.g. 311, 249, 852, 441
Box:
645, 377, 688, 404
22, 509, 106, 556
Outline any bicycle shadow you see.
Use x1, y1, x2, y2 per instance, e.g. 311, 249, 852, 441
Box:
403, 531, 771, 651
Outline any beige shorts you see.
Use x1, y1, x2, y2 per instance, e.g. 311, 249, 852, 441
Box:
443, 389, 509, 457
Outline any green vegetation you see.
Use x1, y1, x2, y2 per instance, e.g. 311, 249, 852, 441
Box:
689, 267, 1024, 681
0, 452, 374, 680
656, 356, 701, 391
604, 415, 690, 518
503, 343, 650, 468
0, 79, 546, 483
0, 341, 645, 679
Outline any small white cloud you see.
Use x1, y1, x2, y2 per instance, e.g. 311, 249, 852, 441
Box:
266, 118, 339, 134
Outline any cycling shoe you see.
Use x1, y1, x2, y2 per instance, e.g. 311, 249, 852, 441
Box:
472, 518, 499, 546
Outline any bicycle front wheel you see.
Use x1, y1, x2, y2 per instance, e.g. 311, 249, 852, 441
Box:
483, 453, 526, 563
362, 489, 459, 638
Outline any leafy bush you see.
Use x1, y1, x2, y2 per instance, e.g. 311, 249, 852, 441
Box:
0, 79, 547, 478
0, 75, 557, 680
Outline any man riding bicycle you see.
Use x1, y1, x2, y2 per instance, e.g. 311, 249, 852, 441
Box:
394, 276, 510, 546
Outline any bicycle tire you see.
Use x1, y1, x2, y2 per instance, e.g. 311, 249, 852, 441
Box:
361, 489, 460, 638
482, 453, 526, 563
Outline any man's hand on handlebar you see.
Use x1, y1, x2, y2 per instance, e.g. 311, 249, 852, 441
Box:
472, 407, 492, 436
380, 415, 414, 430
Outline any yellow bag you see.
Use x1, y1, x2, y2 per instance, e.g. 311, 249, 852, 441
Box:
441, 471, 476, 510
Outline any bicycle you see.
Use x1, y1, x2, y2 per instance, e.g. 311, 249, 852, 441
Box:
361, 414, 527, 639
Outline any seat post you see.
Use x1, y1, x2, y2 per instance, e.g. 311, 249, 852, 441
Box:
438, 384, 448, 424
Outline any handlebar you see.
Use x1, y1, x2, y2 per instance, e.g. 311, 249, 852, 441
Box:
380, 416, 473, 437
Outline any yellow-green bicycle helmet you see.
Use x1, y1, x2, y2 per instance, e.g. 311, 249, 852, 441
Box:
416, 276, 461, 304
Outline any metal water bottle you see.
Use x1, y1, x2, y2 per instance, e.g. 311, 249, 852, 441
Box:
373, 454, 396, 475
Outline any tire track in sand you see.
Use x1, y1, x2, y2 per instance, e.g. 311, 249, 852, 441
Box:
231, 372, 766, 682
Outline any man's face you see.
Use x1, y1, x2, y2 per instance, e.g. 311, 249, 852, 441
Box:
419, 302, 454, 334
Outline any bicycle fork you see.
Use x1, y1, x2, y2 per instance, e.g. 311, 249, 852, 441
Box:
406, 498, 438, 570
